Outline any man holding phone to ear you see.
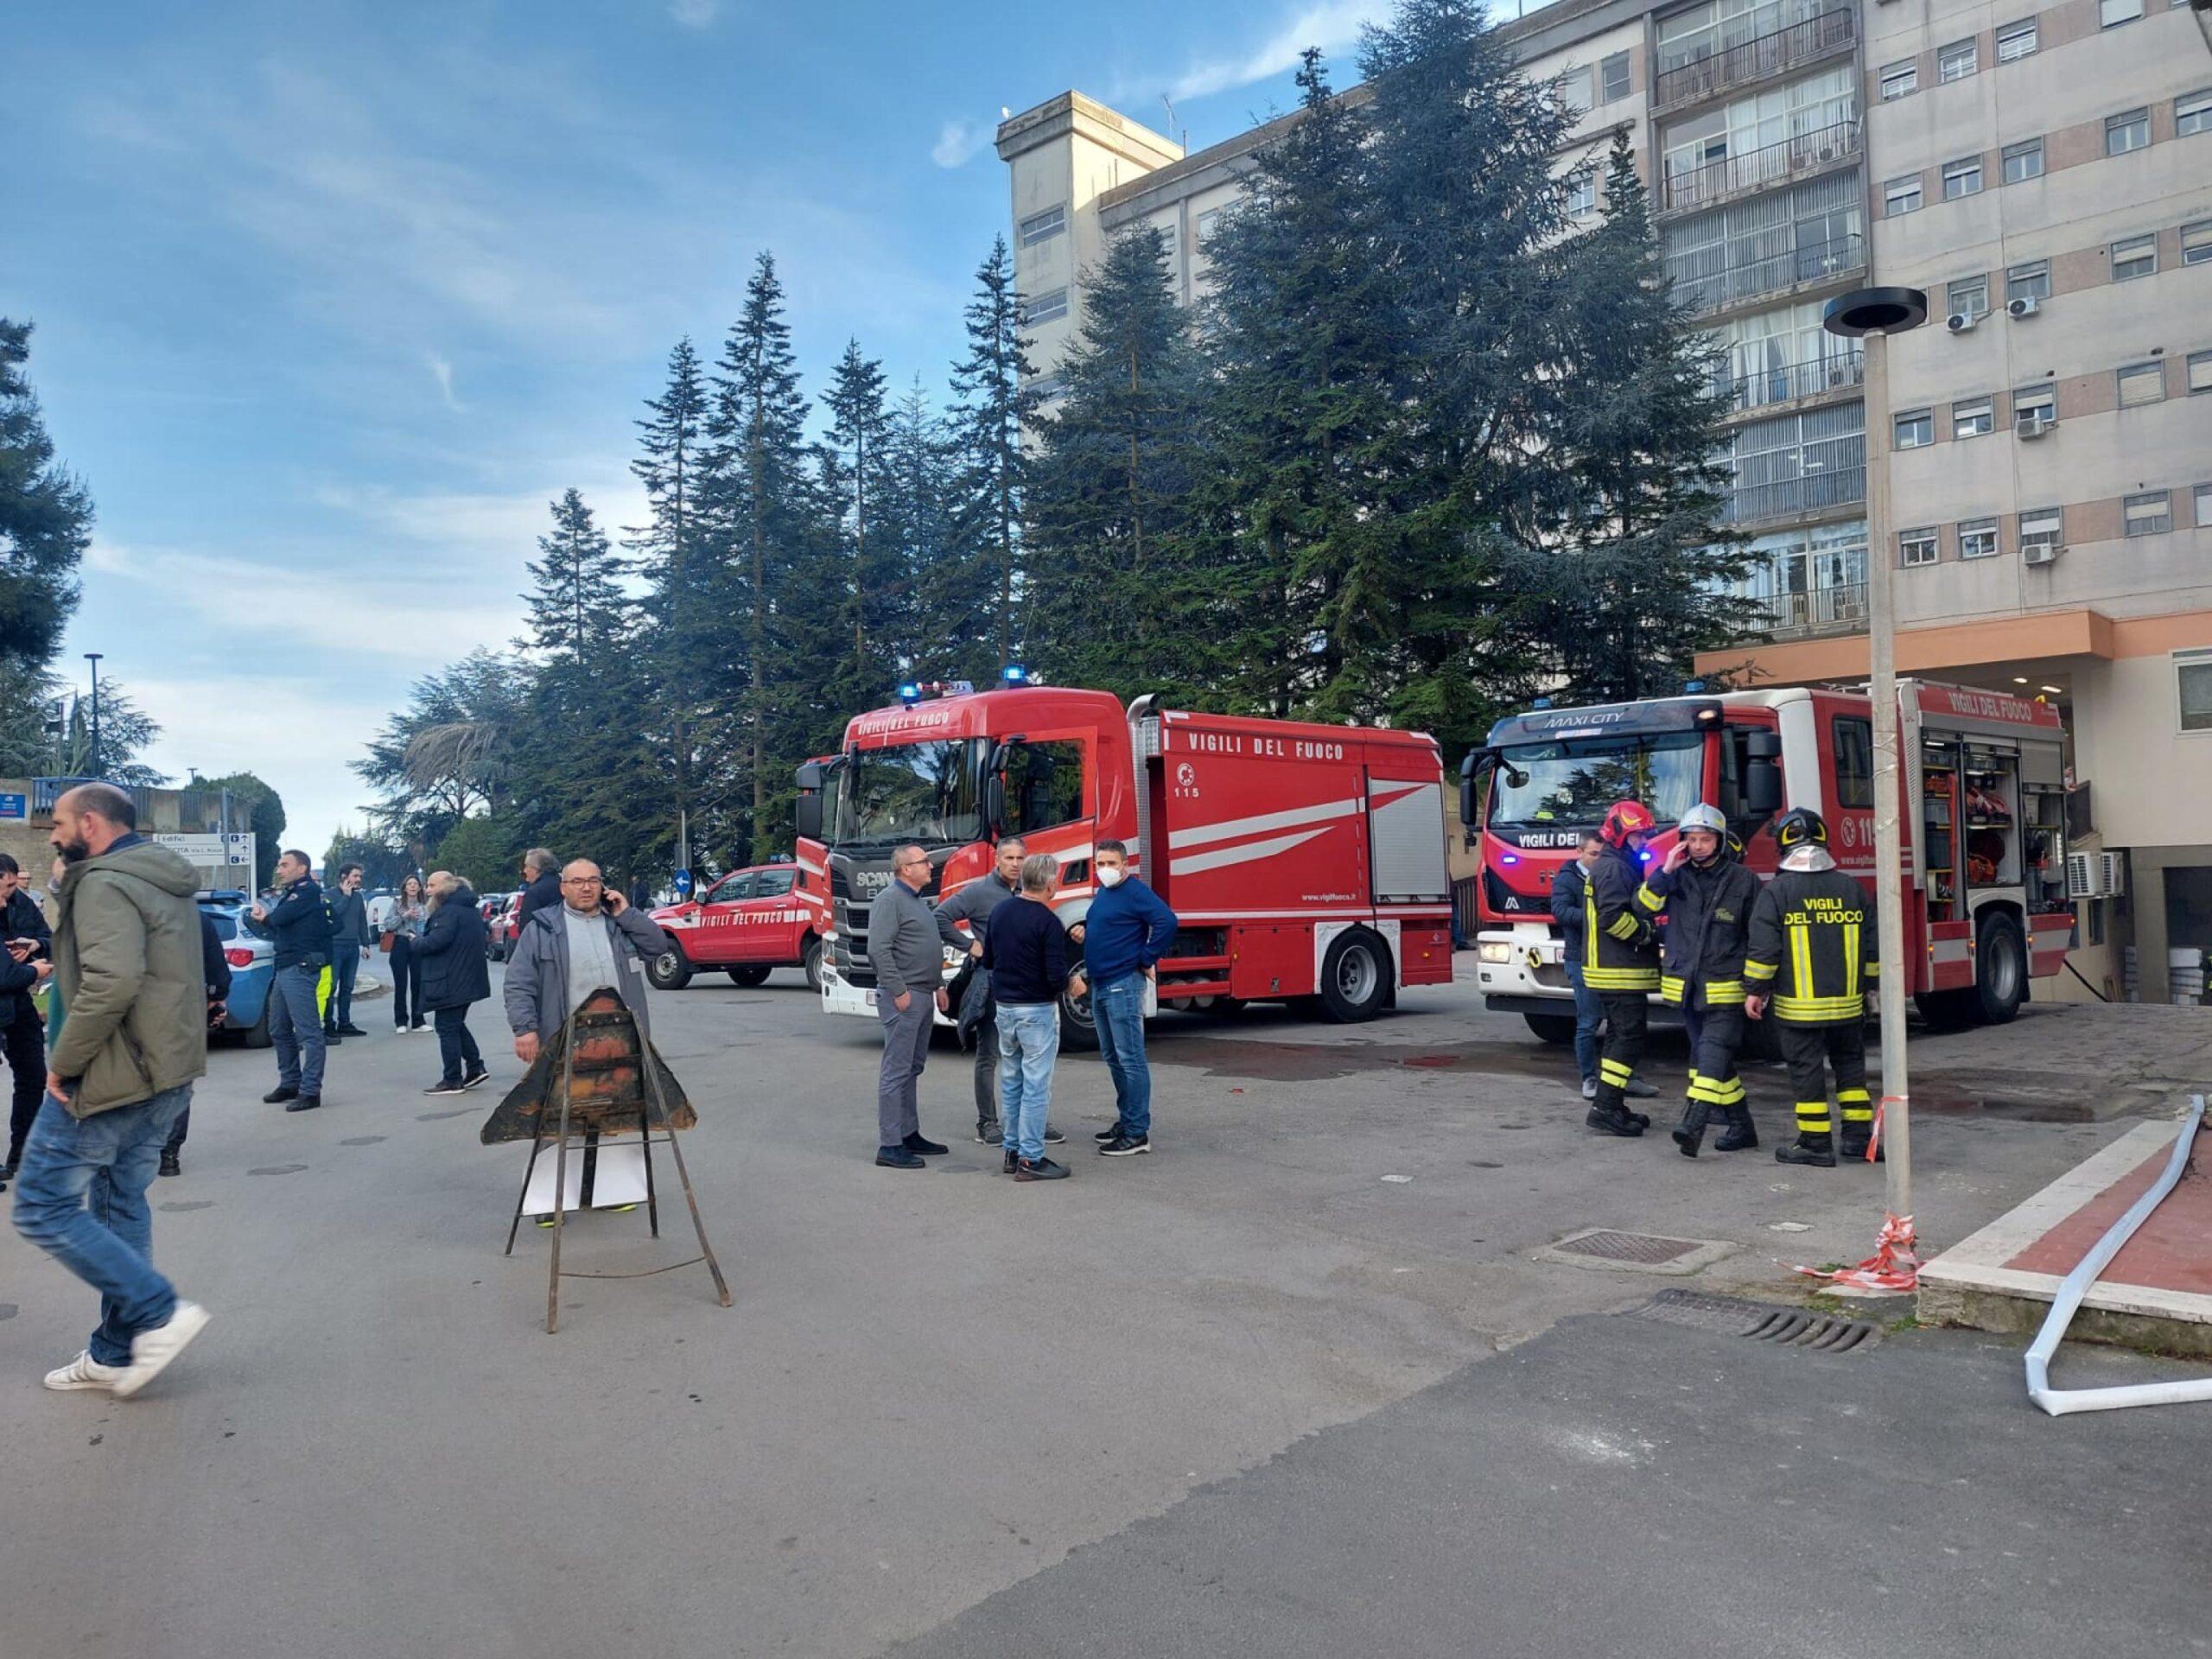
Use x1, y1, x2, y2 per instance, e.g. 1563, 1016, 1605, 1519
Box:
502, 859, 670, 1067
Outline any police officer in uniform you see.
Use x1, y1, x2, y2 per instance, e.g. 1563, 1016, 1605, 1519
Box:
1744, 808, 1880, 1167
1635, 803, 1760, 1158
1581, 799, 1660, 1138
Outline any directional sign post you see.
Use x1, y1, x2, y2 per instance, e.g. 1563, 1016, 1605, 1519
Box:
672, 869, 693, 899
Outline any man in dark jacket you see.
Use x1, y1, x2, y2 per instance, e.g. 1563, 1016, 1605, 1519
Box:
251, 849, 327, 1111
416, 870, 493, 1095
514, 849, 563, 934
158, 910, 234, 1177
982, 855, 1085, 1181
1582, 800, 1662, 1138
1637, 804, 1761, 1157
935, 836, 1025, 1145
1550, 833, 1658, 1108
324, 864, 372, 1039
0, 853, 54, 1181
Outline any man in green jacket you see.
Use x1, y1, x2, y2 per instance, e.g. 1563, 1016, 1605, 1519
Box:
10, 784, 212, 1398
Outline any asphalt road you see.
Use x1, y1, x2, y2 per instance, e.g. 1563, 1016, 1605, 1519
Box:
0, 969, 2196, 1657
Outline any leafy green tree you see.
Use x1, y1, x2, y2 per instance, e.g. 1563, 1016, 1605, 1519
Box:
199, 770, 286, 889
354, 651, 531, 855
0, 321, 90, 678
322, 830, 412, 889
429, 814, 523, 895
45, 677, 167, 785
940, 238, 1037, 679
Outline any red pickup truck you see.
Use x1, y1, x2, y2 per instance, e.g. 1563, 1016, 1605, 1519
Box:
645, 862, 822, 990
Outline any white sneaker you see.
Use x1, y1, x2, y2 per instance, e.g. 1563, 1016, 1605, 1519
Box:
45, 1351, 128, 1393
111, 1301, 212, 1399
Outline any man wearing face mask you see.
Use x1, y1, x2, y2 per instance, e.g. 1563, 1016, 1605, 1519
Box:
1637, 804, 1760, 1157
1075, 840, 1176, 1158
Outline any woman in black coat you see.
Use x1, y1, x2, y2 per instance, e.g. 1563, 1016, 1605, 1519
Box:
414, 872, 492, 1095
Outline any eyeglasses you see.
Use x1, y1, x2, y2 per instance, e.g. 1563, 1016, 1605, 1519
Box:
561, 876, 603, 887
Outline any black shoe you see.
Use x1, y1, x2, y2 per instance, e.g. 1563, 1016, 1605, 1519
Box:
1042, 1126, 1065, 1145
285, 1095, 322, 1113
1671, 1101, 1711, 1159
1094, 1123, 1128, 1142
337, 1024, 368, 1038
1585, 1106, 1644, 1138
460, 1067, 491, 1091
1003, 1148, 1018, 1174
1099, 1133, 1151, 1157
1624, 1110, 1651, 1130
876, 1146, 926, 1170
423, 1079, 467, 1096
1776, 1136, 1837, 1167
158, 1151, 181, 1178
975, 1118, 1000, 1144
324, 1031, 343, 1046
903, 1132, 949, 1157
1713, 1112, 1759, 1153
1014, 1156, 1069, 1181
1839, 1135, 1884, 1163
262, 1084, 299, 1104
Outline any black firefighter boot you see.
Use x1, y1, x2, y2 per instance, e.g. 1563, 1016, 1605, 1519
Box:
1775, 1130, 1837, 1168
1670, 1096, 1712, 1159
1586, 1096, 1645, 1138
1713, 1103, 1759, 1153
1839, 1128, 1885, 1163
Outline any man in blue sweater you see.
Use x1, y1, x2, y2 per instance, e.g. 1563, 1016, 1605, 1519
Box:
1077, 839, 1177, 1157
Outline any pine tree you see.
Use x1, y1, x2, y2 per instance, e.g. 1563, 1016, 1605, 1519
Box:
0, 319, 92, 763
882, 377, 955, 678
943, 238, 1037, 679
823, 340, 894, 689
1025, 225, 1213, 699
523, 487, 626, 662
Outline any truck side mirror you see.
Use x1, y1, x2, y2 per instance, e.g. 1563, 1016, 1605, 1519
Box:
983, 741, 1018, 837
1744, 759, 1783, 817
1459, 748, 1497, 848
794, 760, 825, 844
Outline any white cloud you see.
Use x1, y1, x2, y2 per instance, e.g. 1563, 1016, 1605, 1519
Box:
931, 119, 985, 169
427, 353, 462, 410
1166, 2, 1391, 100
669, 0, 719, 26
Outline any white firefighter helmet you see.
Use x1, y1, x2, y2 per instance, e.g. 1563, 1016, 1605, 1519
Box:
1677, 803, 1727, 838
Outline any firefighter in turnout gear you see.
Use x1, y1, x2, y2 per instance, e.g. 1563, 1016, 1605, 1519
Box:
1635, 803, 1760, 1158
1744, 808, 1880, 1167
1583, 799, 1660, 1137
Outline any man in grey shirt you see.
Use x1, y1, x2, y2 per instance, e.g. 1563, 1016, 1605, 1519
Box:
935, 836, 1021, 1144
872, 844, 949, 1170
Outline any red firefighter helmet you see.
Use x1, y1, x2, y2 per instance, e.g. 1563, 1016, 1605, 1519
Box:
1599, 799, 1656, 849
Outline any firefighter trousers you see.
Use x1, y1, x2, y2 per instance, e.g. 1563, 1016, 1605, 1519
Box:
1592, 992, 1649, 1115
1777, 1020, 1871, 1143
1681, 1002, 1748, 1124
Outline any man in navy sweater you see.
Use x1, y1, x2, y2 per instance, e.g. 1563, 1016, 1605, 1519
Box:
982, 855, 1086, 1181
1075, 839, 1177, 1157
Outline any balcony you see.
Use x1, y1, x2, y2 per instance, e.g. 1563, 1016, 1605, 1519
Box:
1725, 466, 1866, 525
1747, 581, 1868, 638
1671, 232, 1864, 317
1723, 349, 1863, 415
1653, 7, 1858, 114
1661, 119, 1861, 215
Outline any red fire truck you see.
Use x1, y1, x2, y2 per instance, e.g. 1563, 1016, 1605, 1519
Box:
1461, 679, 2075, 1043
795, 680, 1456, 1045
645, 861, 823, 991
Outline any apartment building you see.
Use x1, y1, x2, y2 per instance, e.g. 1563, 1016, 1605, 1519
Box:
997, 0, 2212, 1001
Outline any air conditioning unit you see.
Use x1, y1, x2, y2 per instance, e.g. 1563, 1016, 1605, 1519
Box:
2022, 540, 2064, 566
1945, 311, 1979, 334
2100, 849, 2128, 899
2018, 414, 2056, 439
2067, 851, 2098, 899
2007, 295, 2041, 319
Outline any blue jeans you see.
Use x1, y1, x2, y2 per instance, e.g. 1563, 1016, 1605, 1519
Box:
997, 1002, 1060, 1164
1092, 972, 1152, 1135
329, 948, 360, 1027
1566, 963, 1601, 1084
268, 962, 326, 1095
12, 1084, 191, 1366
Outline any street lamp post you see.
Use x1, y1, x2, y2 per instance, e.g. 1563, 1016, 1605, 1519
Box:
1821, 286, 1928, 1242
83, 652, 105, 779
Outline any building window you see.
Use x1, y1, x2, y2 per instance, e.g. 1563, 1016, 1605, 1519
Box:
2124, 490, 2171, 537
1899, 526, 1939, 566
2013, 382, 2056, 428
2118, 361, 2165, 407
1942, 157, 1984, 200
1021, 287, 1068, 326
2111, 233, 2157, 281
1953, 396, 1994, 438
1555, 67, 1593, 117
2100, 0, 2143, 26
1938, 39, 1977, 82
1566, 173, 1597, 217
2189, 350, 2212, 395
2001, 138, 2044, 183
2196, 482, 2212, 526
1996, 18, 2038, 60
1885, 175, 1923, 217
1959, 518, 1999, 559
2185, 220, 2212, 267
2179, 89, 2212, 137
1196, 208, 1223, 247
1879, 60, 1918, 100
2019, 507, 2063, 554
1017, 205, 1066, 247
2007, 259, 2050, 302
1946, 276, 1988, 319
1895, 408, 1934, 448
2105, 108, 2151, 156
2177, 648, 2212, 734
1601, 52, 1630, 102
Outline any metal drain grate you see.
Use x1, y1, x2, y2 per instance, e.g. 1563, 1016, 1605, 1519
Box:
1630, 1288, 1882, 1353
1532, 1229, 1737, 1275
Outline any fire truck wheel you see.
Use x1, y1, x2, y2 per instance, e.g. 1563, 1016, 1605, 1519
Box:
726, 965, 772, 988
802, 934, 824, 994
1058, 981, 1100, 1052
1319, 928, 1392, 1024
646, 942, 694, 991
1969, 911, 2026, 1025
1522, 1012, 1578, 1046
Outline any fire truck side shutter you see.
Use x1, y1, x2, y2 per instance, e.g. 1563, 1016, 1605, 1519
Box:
1369, 777, 1450, 904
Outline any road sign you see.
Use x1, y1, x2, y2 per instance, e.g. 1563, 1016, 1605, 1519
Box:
673, 869, 693, 897
0, 793, 23, 821
156, 833, 226, 863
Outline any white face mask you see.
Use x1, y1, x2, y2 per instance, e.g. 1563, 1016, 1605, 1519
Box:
1096, 865, 1124, 888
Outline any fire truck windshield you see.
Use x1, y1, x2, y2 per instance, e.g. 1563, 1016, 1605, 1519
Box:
841, 739, 985, 849
1487, 731, 1704, 832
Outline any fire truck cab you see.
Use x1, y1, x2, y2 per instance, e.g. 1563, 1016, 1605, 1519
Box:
1462, 680, 2074, 1042
797, 678, 1456, 1046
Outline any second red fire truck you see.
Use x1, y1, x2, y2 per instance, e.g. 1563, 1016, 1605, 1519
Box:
794, 677, 1456, 1045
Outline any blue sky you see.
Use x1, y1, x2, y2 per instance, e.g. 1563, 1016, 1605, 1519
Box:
7, 0, 1396, 855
